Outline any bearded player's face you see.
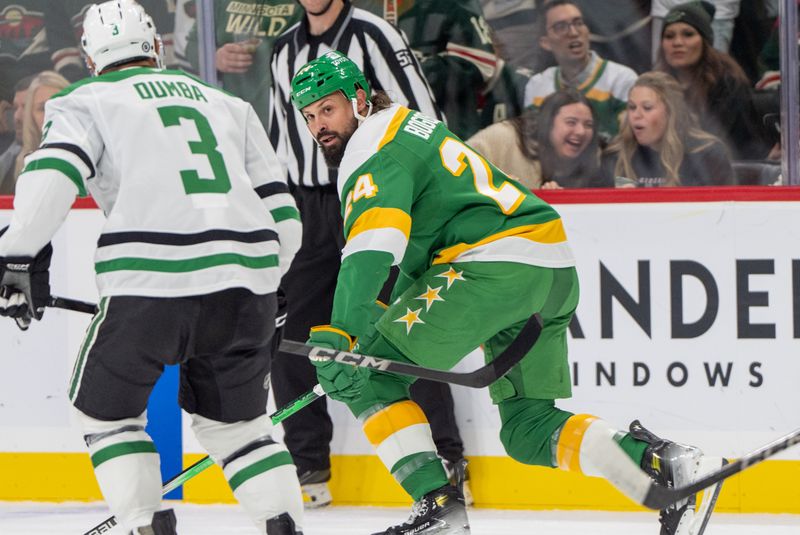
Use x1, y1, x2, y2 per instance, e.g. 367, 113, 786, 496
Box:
302, 91, 359, 168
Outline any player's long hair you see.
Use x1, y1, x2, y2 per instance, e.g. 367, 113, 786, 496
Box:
608, 71, 718, 186
370, 90, 393, 113
14, 71, 70, 179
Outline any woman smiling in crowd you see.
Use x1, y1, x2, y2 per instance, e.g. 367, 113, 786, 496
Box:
467, 88, 612, 189
605, 71, 734, 187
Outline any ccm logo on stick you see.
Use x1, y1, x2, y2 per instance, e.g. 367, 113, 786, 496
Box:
308, 347, 391, 371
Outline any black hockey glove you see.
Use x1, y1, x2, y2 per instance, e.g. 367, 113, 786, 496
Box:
0, 242, 53, 331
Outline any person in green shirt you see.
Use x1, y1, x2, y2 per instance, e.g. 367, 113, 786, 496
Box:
185, 0, 303, 125
291, 50, 725, 535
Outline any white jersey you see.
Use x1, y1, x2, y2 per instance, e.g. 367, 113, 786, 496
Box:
14, 66, 300, 298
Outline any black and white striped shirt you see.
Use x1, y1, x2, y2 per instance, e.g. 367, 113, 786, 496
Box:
268, 1, 443, 187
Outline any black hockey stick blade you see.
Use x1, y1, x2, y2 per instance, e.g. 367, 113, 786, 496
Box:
48, 295, 98, 315
279, 313, 541, 388
642, 426, 800, 510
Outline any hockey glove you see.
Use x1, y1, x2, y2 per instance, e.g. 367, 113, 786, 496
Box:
0, 242, 53, 331
308, 325, 367, 403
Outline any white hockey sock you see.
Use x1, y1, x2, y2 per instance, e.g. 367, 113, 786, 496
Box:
360, 400, 440, 486
554, 414, 652, 504
191, 414, 303, 534
76, 408, 162, 532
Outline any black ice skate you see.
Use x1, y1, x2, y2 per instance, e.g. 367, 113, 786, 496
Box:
631, 420, 726, 535
298, 468, 332, 508
130, 509, 177, 535
266, 512, 304, 534
371, 484, 470, 535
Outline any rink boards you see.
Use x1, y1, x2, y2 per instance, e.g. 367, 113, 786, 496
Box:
1, 188, 799, 512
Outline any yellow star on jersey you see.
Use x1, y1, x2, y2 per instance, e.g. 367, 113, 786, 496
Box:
394, 307, 425, 335
435, 267, 465, 289
415, 285, 445, 311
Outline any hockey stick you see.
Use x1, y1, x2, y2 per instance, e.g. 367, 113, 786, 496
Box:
48, 295, 542, 388
641, 426, 800, 510
47, 295, 98, 315
81, 385, 326, 535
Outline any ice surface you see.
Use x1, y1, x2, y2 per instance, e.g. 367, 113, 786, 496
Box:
1, 502, 799, 534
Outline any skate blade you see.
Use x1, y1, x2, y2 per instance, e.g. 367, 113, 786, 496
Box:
463, 480, 474, 507
688, 456, 727, 535
302, 481, 332, 508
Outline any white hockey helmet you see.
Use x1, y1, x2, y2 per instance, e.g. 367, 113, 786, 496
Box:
81, 0, 162, 75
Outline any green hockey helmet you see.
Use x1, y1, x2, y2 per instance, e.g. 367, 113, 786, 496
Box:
290, 51, 371, 111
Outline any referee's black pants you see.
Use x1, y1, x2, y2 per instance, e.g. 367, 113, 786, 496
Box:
271, 184, 465, 476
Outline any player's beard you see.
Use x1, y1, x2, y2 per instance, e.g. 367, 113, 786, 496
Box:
318, 116, 358, 168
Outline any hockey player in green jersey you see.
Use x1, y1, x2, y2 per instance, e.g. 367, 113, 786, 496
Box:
0, 1, 304, 534
290, 50, 725, 535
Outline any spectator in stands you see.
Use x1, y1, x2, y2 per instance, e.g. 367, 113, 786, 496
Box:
479, 0, 538, 73
468, 88, 612, 190
652, 0, 741, 54
605, 71, 734, 187
654, 1, 768, 159
12, 72, 70, 188
0, 76, 33, 195
0, 2, 86, 104
524, 0, 638, 141
185, 0, 303, 126
355, 0, 524, 140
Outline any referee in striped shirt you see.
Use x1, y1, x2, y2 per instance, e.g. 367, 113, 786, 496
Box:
267, 0, 453, 505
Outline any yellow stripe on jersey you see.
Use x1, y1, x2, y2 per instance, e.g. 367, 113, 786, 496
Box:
556, 414, 598, 473
432, 219, 567, 265
585, 87, 612, 102
377, 106, 411, 151
347, 207, 412, 242
577, 59, 605, 91
363, 400, 429, 447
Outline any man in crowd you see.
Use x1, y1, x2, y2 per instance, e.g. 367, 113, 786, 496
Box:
523, 0, 637, 140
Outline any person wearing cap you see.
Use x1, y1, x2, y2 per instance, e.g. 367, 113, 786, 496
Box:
655, 0, 768, 160
651, 0, 741, 54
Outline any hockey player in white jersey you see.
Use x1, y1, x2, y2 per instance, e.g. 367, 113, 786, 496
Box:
0, 2, 304, 534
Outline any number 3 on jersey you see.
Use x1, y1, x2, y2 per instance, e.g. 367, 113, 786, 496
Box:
439, 137, 524, 214
157, 105, 232, 194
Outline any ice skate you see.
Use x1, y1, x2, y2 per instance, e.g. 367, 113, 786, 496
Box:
266, 512, 304, 534
130, 509, 177, 535
631, 420, 726, 535
299, 468, 332, 508
443, 458, 474, 507
371, 484, 470, 535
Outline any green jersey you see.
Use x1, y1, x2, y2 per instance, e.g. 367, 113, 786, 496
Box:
185, 0, 302, 126
331, 103, 575, 339
353, 0, 513, 139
